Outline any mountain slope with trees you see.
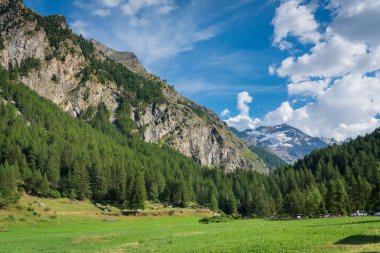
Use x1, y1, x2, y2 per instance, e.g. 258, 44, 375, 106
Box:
0, 0, 266, 172
1, 67, 378, 216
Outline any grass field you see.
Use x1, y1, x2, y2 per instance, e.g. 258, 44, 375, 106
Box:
0, 196, 379, 253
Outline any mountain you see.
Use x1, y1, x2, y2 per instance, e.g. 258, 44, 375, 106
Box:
230, 127, 287, 169
232, 124, 339, 164
0, 0, 267, 172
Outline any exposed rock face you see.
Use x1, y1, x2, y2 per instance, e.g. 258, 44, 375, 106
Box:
91, 39, 146, 75
0, 0, 118, 117
134, 85, 265, 172
0, 0, 267, 172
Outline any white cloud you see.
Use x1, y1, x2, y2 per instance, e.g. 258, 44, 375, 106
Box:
277, 34, 370, 82
93, 9, 111, 17
115, 24, 218, 64
267, 0, 380, 140
268, 64, 276, 75
225, 92, 261, 131
264, 74, 380, 141
121, 0, 176, 17
288, 79, 330, 97
225, 115, 261, 131
100, 0, 121, 8
328, 0, 380, 47
237, 91, 252, 116
220, 109, 230, 117
71, 20, 89, 36
272, 0, 321, 47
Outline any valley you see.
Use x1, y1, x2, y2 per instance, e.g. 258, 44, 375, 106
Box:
0, 1, 380, 252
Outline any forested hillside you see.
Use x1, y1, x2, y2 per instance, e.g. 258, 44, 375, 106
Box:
0, 0, 266, 172
0, 66, 379, 216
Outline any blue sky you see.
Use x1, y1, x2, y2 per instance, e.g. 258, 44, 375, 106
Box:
24, 0, 380, 141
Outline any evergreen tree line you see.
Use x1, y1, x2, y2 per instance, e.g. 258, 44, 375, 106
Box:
0, 66, 379, 216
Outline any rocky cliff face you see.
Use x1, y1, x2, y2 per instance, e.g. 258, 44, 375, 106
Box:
0, 0, 267, 172
0, 0, 118, 117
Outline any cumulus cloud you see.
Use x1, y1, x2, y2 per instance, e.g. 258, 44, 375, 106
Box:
225, 92, 261, 131
276, 34, 369, 83
267, 0, 380, 140
328, 0, 380, 47
264, 74, 380, 140
272, 0, 321, 48
220, 109, 230, 117
287, 79, 330, 97
237, 91, 253, 116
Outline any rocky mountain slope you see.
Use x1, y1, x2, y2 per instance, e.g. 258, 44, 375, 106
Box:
0, 0, 267, 172
232, 124, 339, 164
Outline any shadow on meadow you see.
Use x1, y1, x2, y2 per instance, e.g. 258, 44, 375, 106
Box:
335, 235, 380, 245
303, 219, 380, 228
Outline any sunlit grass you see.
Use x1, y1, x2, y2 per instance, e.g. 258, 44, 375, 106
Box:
0, 196, 379, 253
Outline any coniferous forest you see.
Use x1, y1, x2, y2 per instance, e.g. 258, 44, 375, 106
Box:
0, 66, 379, 216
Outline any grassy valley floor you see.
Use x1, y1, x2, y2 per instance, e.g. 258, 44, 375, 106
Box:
0, 196, 379, 253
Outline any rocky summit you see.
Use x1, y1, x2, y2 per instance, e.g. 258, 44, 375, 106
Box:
233, 124, 339, 164
0, 0, 267, 172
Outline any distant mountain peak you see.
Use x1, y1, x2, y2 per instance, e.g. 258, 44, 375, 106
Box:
233, 124, 339, 164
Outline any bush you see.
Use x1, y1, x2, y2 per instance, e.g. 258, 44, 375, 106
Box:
19, 218, 27, 222
199, 215, 233, 224
0, 182, 20, 209
27, 207, 34, 212
49, 214, 57, 219
46, 189, 61, 199
0, 37, 4, 50
2, 215, 15, 222
43, 207, 51, 212
0, 226, 7, 232
51, 74, 59, 83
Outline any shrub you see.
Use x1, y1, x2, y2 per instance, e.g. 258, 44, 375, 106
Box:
199, 215, 233, 224
49, 215, 57, 219
2, 215, 15, 222
46, 189, 61, 199
51, 74, 59, 83
19, 218, 27, 222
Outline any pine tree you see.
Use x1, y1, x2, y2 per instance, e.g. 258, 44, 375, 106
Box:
128, 173, 146, 211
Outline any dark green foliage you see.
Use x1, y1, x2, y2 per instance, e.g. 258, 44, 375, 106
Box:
85, 57, 166, 105
127, 173, 146, 211
77, 36, 95, 59
0, 36, 4, 50
51, 74, 58, 83
0, 163, 20, 208
11, 57, 41, 76
199, 215, 233, 224
249, 145, 287, 169
35, 15, 73, 50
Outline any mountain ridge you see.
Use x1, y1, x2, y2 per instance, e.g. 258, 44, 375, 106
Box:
232, 124, 339, 164
0, 0, 267, 172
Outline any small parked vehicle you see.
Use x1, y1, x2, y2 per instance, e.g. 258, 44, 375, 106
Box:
374, 212, 380, 216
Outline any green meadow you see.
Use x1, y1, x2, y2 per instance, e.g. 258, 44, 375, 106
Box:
0, 196, 379, 253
